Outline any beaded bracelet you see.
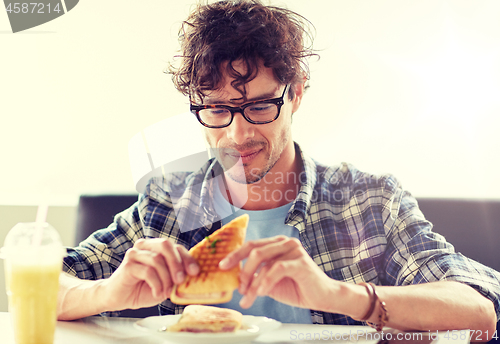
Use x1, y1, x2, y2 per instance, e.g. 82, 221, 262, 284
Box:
358, 282, 389, 331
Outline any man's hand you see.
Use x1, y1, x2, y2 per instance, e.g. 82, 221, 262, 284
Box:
58, 238, 200, 320
218, 235, 334, 311
103, 238, 199, 311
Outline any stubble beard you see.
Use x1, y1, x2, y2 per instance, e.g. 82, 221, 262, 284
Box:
213, 130, 289, 185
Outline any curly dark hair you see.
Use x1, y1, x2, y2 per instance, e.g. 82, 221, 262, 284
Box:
168, 0, 317, 102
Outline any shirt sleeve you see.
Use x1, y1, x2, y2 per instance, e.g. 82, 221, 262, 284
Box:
63, 195, 145, 281
381, 179, 500, 321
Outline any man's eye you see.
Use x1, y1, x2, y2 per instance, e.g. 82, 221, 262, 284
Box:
248, 104, 273, 112
207, 108, 228, 115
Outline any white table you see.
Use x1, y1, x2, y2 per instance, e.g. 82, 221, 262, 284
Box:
0, 312, 470, 344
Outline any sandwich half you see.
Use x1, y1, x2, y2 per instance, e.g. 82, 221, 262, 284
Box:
170, 214, 248, 305
167, 305, 243, 332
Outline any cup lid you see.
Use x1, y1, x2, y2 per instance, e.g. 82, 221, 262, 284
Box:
1, 222, 65, 258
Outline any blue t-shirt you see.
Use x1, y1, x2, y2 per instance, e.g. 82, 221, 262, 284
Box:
212, 180, 313, 324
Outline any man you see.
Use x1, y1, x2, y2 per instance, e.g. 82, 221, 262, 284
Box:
58, 0, 499, 339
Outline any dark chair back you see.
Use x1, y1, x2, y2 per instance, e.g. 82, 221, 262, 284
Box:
417, 198, 500, 272
75, 194, 139, 246
75, 194, 159, 318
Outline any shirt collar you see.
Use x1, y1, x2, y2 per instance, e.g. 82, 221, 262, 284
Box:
285, 142, 317, 225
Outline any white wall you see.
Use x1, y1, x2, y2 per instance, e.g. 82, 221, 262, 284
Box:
1, 0, 500, 207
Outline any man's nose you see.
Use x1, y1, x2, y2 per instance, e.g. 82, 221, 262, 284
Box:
226, 112, 254, 144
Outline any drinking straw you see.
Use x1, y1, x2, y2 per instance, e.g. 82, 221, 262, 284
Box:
33, 204, 49, 246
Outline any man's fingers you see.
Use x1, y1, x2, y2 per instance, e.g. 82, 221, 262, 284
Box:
134, 238, 196, 284
238, 238, 302, 293
177, 245, 199, 276
244, 247, 302, 297
125, 247, 173, 297
253, 261, 292, 297
158, 240, 188, 284
219, 235, 288, 269
124, 250, 169, 299
239, 267, 270, 309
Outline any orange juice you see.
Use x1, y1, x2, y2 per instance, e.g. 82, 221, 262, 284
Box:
5, 262, 61, 344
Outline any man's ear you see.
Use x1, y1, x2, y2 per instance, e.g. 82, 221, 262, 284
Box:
291, 79, 306, 114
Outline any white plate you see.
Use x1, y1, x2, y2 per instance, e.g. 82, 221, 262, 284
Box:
134, 314, 281, 344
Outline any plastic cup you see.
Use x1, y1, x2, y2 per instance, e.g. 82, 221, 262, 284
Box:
1, 222, 65, 344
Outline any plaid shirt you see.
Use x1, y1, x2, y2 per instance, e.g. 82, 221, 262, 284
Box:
64, 143, 500, 324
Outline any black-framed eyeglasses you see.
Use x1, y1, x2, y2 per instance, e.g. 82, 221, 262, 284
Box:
190, 84, 289, 128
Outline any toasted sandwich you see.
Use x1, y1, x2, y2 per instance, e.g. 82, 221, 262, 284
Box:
170, 214, 248, 304
167, 305, 243, 332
